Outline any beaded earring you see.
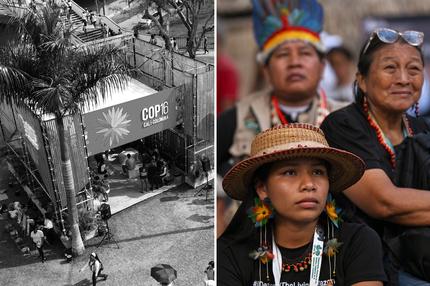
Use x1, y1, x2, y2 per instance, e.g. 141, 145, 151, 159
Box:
324, 193, 343, 283
248, 197, 275, 282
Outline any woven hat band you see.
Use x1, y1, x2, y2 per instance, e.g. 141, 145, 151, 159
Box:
253, 141, 327, 157
250, 125, 328, 155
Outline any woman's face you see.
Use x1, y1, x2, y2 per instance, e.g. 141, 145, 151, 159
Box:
357, 42, 424, 113
256, 158, 329, 225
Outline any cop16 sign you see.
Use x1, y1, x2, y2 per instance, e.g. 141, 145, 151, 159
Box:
141, 101, 169, 127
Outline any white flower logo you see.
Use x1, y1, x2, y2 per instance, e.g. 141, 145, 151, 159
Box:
96, 107, 131, 146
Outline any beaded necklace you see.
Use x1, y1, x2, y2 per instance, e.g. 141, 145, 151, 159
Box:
363, 98, 413, 168
271, 90, 329, 126
281, 250, 312, 272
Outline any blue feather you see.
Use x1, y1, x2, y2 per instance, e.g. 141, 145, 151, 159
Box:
252, 0, 324, 49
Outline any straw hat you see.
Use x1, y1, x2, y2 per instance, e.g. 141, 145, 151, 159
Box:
222, 124, 365, 201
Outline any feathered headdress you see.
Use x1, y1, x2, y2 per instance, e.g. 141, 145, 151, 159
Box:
252, 0, 325, 63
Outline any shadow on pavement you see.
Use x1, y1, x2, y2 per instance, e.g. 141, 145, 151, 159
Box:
188, 198, 213, 206
85, 225, 213, 247
68, 278, 91, 286
159, 195, 180, 202
186, 214, 214, 223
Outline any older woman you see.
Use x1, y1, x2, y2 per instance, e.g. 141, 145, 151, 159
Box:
321, 28, 430, 285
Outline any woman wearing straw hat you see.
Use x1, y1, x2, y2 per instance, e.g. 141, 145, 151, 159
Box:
218, 124, 386, 285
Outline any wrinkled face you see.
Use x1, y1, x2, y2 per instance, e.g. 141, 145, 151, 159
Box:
256, 158, 329, 224
264, 41, 325, 103
357, 42, 424, 113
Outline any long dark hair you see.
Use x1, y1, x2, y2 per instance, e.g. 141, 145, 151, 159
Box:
219, 163, 274, 243
219, 159, 362, 244
355, 32, 425, 105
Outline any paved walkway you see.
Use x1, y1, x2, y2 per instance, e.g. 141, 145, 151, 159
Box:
108, 177, 179, 215
0, 150, 214, 285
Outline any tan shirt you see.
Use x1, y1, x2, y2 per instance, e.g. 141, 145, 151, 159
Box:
229, 89, 346, 160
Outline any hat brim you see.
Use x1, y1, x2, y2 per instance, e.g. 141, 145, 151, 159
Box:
222, 147, 364, 201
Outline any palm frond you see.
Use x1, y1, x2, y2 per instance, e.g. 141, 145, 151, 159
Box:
0, 65, 28, 103
0, 0, 133, 118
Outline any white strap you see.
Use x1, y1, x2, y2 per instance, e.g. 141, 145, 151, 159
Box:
310, 227, 324, 286
272, 234, 282, 286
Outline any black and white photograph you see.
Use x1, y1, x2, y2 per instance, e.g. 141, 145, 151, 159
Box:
0, 0, 214, 284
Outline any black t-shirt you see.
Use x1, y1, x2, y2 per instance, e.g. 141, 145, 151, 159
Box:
320, 103, 429, 180
218, 222, 386, 286
320, 103, 430, 234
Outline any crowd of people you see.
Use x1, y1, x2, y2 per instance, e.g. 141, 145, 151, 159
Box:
217, 0, 430, 285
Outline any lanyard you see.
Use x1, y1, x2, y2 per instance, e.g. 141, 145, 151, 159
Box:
272, 227, 324, 286
309, 227, 324, 286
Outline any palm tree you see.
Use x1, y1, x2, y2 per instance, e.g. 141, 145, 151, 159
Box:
0, 1, 132, 255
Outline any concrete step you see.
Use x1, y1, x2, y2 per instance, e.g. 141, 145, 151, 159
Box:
76, 28, 104, 42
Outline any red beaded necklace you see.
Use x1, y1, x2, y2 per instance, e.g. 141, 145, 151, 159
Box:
281, 251, 312, 272
363, 98, 413, 168
272, 96, 289, 124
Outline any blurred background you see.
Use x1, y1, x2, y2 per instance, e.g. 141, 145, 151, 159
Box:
216, 0, 430, 237
217, 0, 430, 116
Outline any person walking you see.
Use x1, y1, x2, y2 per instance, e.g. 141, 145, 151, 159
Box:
30, 226, 46, 263
150, 34, 157, 45
80, 252, 108, 286
42, 215, 55, 244
139, 166, 149, 193
60, 230, 72, 263
203, 36, 208, 54
204, 261, 215, 286
90, 11, 96, 27
122, 153, 136, 175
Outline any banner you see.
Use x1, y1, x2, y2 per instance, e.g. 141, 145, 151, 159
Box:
83, 87, 179, 156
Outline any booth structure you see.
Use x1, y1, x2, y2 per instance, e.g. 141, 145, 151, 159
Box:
0, 67, 213, 231
0, 21, 214, 232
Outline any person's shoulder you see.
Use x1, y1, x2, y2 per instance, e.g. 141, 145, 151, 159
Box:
326, 97, 349, 112
238, 89, 270, 105
218, 234, 251, 250
322, 103, 365, 131
407, 114, 430, 133
339, 221, 379, 242
325, 103, 359, 120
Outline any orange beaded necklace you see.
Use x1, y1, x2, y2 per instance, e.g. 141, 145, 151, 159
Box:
363, 98, 413, 169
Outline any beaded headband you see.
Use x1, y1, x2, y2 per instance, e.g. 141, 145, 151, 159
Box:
252, 0, 325, 63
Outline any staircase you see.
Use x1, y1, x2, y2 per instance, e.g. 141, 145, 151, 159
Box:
59, 10, 82, 27
76, 27, 104, 42
59, 10, 104, 43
